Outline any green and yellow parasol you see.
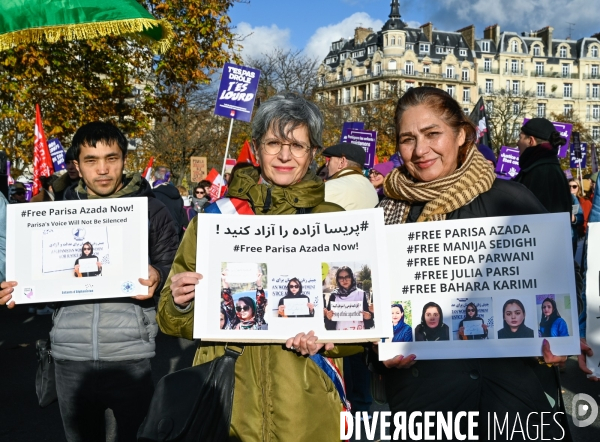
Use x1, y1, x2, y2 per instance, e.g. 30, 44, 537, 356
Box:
0, 0, 173, 53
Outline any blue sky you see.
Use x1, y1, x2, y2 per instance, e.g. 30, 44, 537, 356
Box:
229, 0, 599, 61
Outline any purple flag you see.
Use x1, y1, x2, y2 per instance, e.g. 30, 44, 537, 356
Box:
214, 63, 261, 123
340, 122, 365, 143
345, 129, 377, 169
495, 146, 520, 180
47, 138, 66, 172
523, 119, 572, 158
564, 169, 574, 180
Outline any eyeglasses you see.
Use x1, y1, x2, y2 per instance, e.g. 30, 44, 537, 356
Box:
570, 184, 578, 189
236, 305, 250, 312
195, 190, 206, 196
467, 308, 475, 312
289, 284, 299, 289
338, 275, 351, 281
369, 170, 380, 176
261, 139, 311, 158
83, 247, 91, 251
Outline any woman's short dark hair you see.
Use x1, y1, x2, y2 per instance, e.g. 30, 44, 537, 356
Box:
394, 87, 477, 165
237, 296, 256, 317
287, 277, 303, 295
420, 301, 444, 328
81, 242, 94, 255
392, 303, 404, 314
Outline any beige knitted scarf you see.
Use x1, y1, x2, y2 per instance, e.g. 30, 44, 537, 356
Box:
380, 146, 496, 224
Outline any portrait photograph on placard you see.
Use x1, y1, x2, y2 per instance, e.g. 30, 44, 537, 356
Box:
35, 226, 112, 280
220, 262, 268, 331
390, 300, 413, 342
322, 261, 374, 331
413, 300, 452, 342
270, 275, 318, 318
496, 297, 536, 340
451, 297, 494, 341
535, 294, 572, 338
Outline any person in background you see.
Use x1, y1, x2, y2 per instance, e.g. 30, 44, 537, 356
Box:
369, 162, 395, 201
52, 146, 80, 201
568, 180, 584, 255
190, 181, 211, 216
177, 185, 195, 222
8, 182, 27, 203
570, 179, 591, 235
152, 171, 188, 240
31, 175, 60, 202
223, 172, 231, 185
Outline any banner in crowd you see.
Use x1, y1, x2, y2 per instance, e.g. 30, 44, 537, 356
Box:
340, 122, 365, 143
193, 209, 391, 342
570, 142, 588, 168
378, 213, 579, 360
344, 129, 377, 169
47, 138, 66, 172
6, 198, 149, 303
584, 223, 600, 378
33, 104, 53, 195
469, 97, 492, 148
214, 63, 261, 123
190, 156, 208, 183
523, 118, 572, 158
495, 146, 520, 179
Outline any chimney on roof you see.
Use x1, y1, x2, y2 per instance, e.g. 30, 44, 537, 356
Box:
457, 24, 476, 50
354, 27, 373, 45
532, 26, 553, 55
420, 22, 433, 43
484, 24, 501, 46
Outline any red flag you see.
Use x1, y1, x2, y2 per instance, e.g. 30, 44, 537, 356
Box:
33, 104, 54, 195
237, 140, 259, 166
142, 157, 154, 182
205, 168, 227, 202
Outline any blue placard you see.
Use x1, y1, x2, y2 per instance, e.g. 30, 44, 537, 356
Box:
47, 138, 66, 171
340, 122, 365, 143
570, 143, 587, 168
214, 63, 261, 123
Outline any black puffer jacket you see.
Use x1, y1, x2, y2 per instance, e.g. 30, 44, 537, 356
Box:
152, 183, 188, 239
51, 174, 179, 361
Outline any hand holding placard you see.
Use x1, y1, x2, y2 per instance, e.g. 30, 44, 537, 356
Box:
170, 271, 203, 308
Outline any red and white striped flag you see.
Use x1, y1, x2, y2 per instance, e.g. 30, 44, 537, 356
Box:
205, 168, 227, 202
33, 104, 54, 195
142, 156, 154, 182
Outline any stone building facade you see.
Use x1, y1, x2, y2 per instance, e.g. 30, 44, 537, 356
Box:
316, 0, 600, 141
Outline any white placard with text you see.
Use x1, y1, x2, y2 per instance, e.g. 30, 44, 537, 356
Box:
584, 223, 600, 377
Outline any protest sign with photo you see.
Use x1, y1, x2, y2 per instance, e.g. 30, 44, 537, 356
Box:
194, 209, 391, 342
378, 213, 579, 360
584, 223, 600, 378
6, 198, 148, 303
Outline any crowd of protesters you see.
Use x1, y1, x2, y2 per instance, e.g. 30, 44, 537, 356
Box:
0, 88, 598, 441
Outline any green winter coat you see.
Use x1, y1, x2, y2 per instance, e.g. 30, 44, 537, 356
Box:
157, 167, 359, 441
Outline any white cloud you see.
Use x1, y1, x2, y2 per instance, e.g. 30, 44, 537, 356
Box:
235, 22, 293, 62
304, 12, 384, 61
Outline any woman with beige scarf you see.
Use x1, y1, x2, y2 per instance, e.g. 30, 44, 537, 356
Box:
378, 87, 570, 440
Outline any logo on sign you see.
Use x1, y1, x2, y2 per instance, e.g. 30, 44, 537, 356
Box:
72, 228, 86, 241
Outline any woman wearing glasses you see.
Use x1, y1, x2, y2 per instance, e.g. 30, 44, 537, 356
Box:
324, 266, 373, 331
457, 302, 488, 340
73, 242, 102, 277
369, 161, 395, 201
158, 93, 354, 441
568, 179, 585, 254
278, 278, 314, 317
233, 297, 263, 330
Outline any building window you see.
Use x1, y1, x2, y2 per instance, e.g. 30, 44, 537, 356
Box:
537, 103, 546, 118
423, 65, 430, 74
511, 41, 518, 52
462, 69, 470, 81
337, 72, 342, 81
405, 81, 415, 90
562, 64, 570, 77
463, 87, 470, 103
511, 59, 518, 74
374, 62, 381, 75
564, 104, 573, 117
592, 65, 599, 78
318, 76, 325, 86
368, 46, 374, 55
352, 50, 364, 58
559, 46, 567, 58
564, 83, 572, 98
533, 45, 540, 56
373, 83, 380, 99
420, 43, 430, 53
484, 58, 491, 72
592, 46, 599, 57
404, 61, 414, 75
537, 83, 546, 97
512, 123, 520, 139
593, 84, 600, 98
343, 88, 350, 104
445, 66, 455, 78
446, 85, 455, 97
593, 105, 600, 120
512, 80, 520, 95
485, 100, 494, 114
535, 62, 544, 76
391, 37, 396, 45
389, 59, 397, 70
460, 49, 467, 56
593, 126, 600, 139
485, 79, 493, 93
513, 102, 520, 115
345, 69, 352, 80
406, 43, 414, 51
340, 53, 347, 60
481, 41, 490, 52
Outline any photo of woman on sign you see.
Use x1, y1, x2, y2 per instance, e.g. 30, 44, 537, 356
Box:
278, 278, 314, 318
497, 299, 534, 339
414, 302, 449, 341
458, 302, 488, 340
73, 242, 102, 277
391, 303, 413, 342
539, 297, 569, 337
324, 266, 373, 331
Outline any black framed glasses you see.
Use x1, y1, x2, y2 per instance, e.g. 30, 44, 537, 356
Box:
570, 184, 578, 189
261, 139, 311, 157
289, 284, 299, 289
467, 308, 475, 312
338, 275, 351, 281
368, 170, 379, 176
236, 305, 250, 312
